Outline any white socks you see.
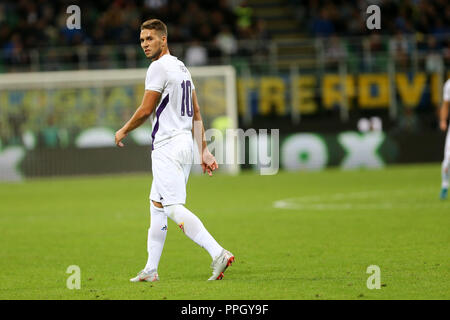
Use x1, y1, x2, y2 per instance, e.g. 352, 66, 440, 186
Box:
193, 228, 224, 260
164, 204, 223, 260
442, 157, 449, 189
144, 202, 168, 273
144, 202, 223, 272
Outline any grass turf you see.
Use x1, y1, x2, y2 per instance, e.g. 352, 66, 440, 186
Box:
0, 163, 449, 300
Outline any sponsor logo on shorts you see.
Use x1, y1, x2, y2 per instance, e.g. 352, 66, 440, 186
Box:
178, 222, 185, 233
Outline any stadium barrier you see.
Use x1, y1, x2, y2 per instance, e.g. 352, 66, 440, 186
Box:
1, 130, 446, 181
1, 67, 448, 181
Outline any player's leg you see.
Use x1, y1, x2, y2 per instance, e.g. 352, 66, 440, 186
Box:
163, 204, 223, 258
130, 159, 168, 282
152, 134, 234, 279
167, 137, 225, 261
144, 201, 167, 272
163, 204, 234, 280
441, 159, 449, 199
130, 202, 164, 282
441, 130, 450, 199
130, 205, 167, 283
162, 139, 234, 280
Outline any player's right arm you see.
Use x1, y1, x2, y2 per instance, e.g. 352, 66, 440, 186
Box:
116, 61, 166, 147
115, 90, 160, 147
192, 89, 218, 176
440, 100, 449, 132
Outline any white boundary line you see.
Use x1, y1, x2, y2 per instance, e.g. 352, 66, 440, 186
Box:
273, 189, 449, 211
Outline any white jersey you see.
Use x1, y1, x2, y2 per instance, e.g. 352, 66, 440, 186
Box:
444, 79, 450, 102
145, 54, 195, 150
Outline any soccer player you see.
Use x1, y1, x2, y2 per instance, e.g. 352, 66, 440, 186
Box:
115, 19, 234, 281
439, 78, 450, 200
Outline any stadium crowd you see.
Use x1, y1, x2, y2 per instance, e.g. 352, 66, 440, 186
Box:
0, 0, 449, 70
0, 0, 265, 68
301, 0, 449, 39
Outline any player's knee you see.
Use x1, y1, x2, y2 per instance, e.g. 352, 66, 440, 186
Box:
163, 204, 184, 222
163, 204, 177, 219
443, 162, 449, 174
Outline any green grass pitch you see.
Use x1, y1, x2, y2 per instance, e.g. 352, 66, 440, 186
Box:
0, 163, 449, 300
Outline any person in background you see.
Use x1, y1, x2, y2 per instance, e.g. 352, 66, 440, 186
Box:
439, 78, 450, 200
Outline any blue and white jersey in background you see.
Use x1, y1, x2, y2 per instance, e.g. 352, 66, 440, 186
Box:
145, 54, 195, 150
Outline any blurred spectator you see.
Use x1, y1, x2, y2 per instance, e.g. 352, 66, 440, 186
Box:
41, 115, 60, 148
432, 18, 450, 44
253, 18, 270, 42
250, 18, 271, 58
324, 34, 347, 65
185, 39, 208, 66
7, 108, 27, 145
310, 7, 335, 37
3, 32, 28, 67
425, 36, 444, 73
364, 32, 388, 71
215, 25, 237, 56
394, 6, 413, 34
144, 0, 168, 10
389, 31, 411, 68
234, 0, 253, 30
368, 33, 386, 54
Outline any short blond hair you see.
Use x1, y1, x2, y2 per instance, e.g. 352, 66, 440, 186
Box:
141, 19, 167, 37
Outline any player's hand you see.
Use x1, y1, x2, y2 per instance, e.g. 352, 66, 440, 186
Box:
440, 120, 448, 132
201, 149, 219, 176
115, 128, 127, 147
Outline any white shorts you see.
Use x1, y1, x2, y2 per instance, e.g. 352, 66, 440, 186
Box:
150, 133, 193, 206
444, 129, 450, 162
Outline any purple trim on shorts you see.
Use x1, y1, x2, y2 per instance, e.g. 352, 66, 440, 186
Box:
151, 94, 169, 150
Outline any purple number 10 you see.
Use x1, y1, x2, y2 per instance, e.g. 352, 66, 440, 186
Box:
181, 80, 193, 117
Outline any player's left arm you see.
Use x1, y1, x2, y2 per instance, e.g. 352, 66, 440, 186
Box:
115, 90, 161, 147
440, 100, 449, 132
192, 89, 218, 176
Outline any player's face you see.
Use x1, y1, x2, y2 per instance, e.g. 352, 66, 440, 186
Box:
140, 29, 165, 61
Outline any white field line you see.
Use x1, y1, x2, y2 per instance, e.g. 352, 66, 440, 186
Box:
273, 189, 449, 211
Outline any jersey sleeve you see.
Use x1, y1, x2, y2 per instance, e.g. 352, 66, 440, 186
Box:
444, 80, 450, 102
145, 61, 167, 93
